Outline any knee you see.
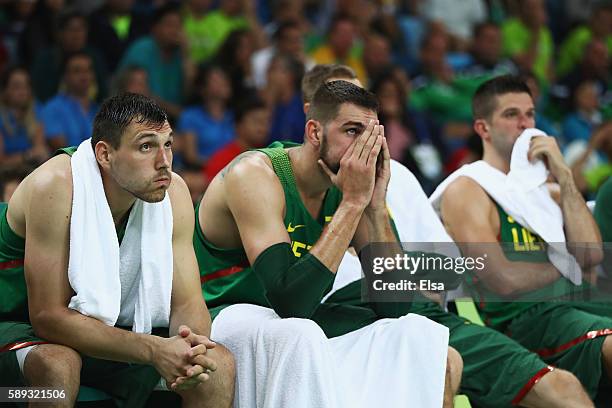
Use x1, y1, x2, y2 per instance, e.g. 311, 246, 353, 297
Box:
602, 336, 612, 362
446, 347, 463, 388
210, 343, 236, 389
541, 368, 584, 394
24, 344, 82, 388
264, 318, 327, 346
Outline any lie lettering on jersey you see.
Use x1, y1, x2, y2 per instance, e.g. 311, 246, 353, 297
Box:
507, 215, 544, 252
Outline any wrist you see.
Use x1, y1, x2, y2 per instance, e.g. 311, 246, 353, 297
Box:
143, 334, 164, 365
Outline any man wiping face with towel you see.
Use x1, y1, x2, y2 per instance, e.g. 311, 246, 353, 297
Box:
0, 93, 235, 407
432, 74, 611, 404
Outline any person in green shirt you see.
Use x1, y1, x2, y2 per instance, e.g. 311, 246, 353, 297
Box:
439, 74, 610, 404
501, 0, 554, 86
195, 80, 461, 407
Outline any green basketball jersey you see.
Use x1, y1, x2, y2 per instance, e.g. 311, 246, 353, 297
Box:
465, 203, 589, 330
195, 142, 342, 317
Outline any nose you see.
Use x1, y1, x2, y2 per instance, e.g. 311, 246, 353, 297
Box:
518, 113, 534, 130
156, 147, 171, 170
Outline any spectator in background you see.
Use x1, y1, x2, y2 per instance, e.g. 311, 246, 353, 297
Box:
459, 22, 518, 78
110, 65, 150, 96
362, 31, 393, 88
214, 29, 258, 109
556, 4, 612, 78
18, 0, 65, 67
553, 38, 611, 114
419, 0, 487, 51
252, 20, 314, 90
563, 81, 612, 196
88, 0, 149, 72
182, 0, 214, 63
410, 28, 475, 147
187, 0, 266, 63
569, 121, 612, 196
40, 51, 98, 150
30, 9, 108, 103
0, 67, 48, 167
310, 14, 366, 85
204, 96, 270, 182
119, 3, 190, 119
563, 80, 604, 145
0, 163, 36, 202
370, 70, 446, 193
264, 53, 305, 144
1, 0, 38, 63
501, 0, 553, 86
177, 65, 234, 169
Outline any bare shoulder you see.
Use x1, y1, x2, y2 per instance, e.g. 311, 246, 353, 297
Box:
220, 150, 275, 183
220, 150, 283, 202
441, 176, 498, 240
442, 176, 492, 214
9, 155, 73, 236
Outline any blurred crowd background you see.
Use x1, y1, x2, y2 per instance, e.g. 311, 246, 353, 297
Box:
0, 0, 610, 203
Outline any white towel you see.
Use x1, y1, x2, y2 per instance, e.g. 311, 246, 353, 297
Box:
324, 160, 459, 300
211, 303, 449, 408
429, 129, 582, 285
68, 139, 173, 333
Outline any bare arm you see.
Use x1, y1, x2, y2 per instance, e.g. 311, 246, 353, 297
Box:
441, 176, 561, 297
168, 174, 212, 337
529, 136, 603, 268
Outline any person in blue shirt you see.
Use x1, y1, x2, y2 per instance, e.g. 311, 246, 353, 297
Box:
265, 53, 306, 143
0, 66, 48, 166
41, 52, 99, 150
119, 3, 188, 119
177, 65, 235, 169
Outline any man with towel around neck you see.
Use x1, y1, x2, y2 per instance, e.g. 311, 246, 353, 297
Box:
0, 93, 235, 407
195, 80, 458, 407
433, 74, 612, 404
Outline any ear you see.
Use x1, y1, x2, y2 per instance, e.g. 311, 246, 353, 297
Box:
94, 141, 112, 170
304, 119, 322, 147
473, 119, 490, 141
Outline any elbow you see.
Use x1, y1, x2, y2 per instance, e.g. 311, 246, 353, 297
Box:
266, 293, 316, 319
482, 274, 521, 298
29, 308, 65, 341
571, 244, 605, 270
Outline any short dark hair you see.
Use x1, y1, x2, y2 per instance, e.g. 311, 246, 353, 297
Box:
301, 64, 357, 104
152, 2, 181, 26
472, 21, 499, 38
308, 80, 378, 124
235, 96, 267, 124
91, 93, 167, 149
57, 8, 87, 32
61, 50, 92, 74
472, 75, 532, 120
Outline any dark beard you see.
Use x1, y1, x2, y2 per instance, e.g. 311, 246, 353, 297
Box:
319, 130, 340, 174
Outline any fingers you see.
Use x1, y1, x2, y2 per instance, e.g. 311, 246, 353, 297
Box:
368, 134, 383, 167
189, 344, 209, 357
361, 122, 380, 161
318, 159, 335, 179
178, 325, 191, 338
351, 119, 376, 160
191, 354, 218, 372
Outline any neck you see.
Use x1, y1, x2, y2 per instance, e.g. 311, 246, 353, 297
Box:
68, 91, 90, 108
205, 99, 226, 119
482, 147, 510, 173
100, 167, 137, 226
287, 145, 332, 198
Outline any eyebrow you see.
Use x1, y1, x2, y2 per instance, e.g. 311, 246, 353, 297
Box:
134, 131, 174, 141
340, 121, 366, 128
